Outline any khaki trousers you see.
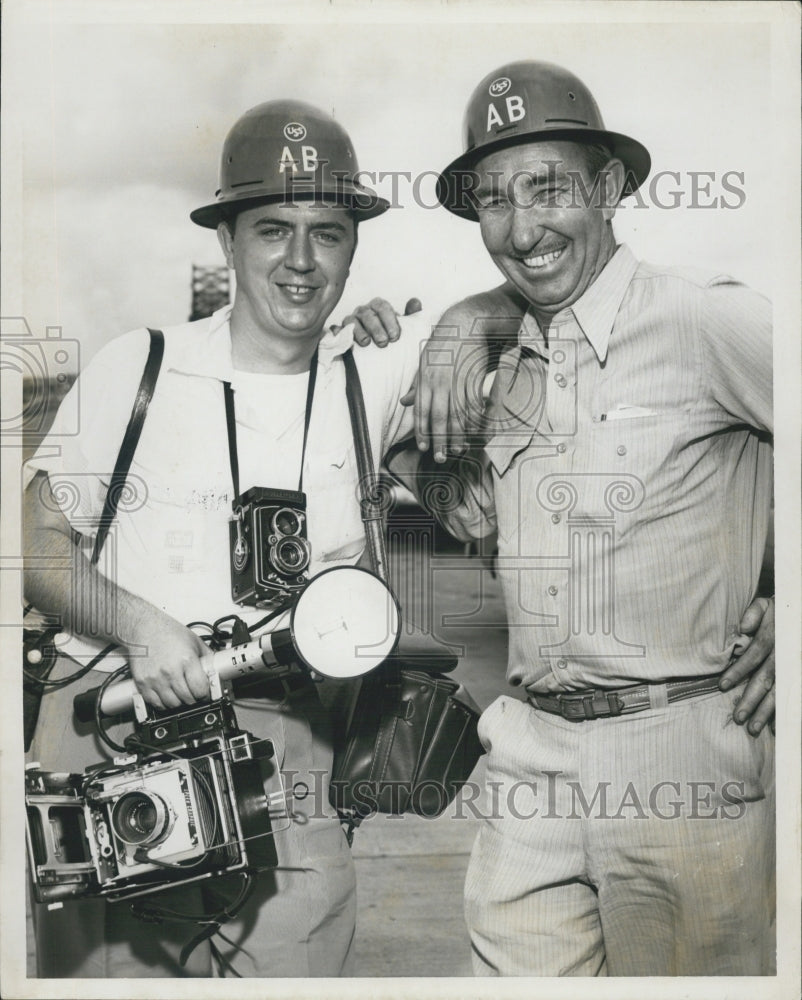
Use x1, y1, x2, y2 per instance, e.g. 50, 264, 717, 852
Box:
464, 689, 775, 976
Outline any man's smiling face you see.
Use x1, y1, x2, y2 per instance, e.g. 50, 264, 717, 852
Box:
473, 140, 621, 320
219, 201, 356, 344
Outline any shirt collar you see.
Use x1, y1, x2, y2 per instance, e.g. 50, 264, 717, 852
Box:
167, 304, 356, 380
518, 243, 639, 364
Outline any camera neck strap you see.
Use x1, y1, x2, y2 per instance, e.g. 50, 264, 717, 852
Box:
342, 349, 390, 584
222, 349, 318, 497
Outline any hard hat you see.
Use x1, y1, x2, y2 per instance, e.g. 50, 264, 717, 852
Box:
191, 100, 388, 228
436, 61, 651, 221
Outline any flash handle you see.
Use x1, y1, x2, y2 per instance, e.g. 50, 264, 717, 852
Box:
72, 630, 296, 723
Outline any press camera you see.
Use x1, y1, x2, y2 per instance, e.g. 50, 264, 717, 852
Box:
26, 693, 278, 905
27, 566, 401, 907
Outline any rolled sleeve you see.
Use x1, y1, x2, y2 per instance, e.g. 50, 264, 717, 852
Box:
701, 278, 773, 433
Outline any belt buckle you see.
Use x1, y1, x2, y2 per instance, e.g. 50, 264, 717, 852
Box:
558, 693, 591, 721
559, 691, 624, 721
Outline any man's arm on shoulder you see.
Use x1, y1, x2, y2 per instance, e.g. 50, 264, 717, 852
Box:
341, 297, 422, 347
350, 284, 528, 541
24, 470, 210, 711
413, 283, 528, 460
384, 439, 497, 544
344, 283, 528, 455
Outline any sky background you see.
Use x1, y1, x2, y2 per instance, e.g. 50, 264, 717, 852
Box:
6, 6, 783, 368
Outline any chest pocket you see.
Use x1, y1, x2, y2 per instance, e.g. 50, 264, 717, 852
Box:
132, 432, 232, 514
592, 408, 691, 520
595, 407, 689, 449
131, 375, 233, 512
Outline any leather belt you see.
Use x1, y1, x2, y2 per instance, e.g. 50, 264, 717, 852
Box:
528, 674, 723, 721
230, 670, 312, 702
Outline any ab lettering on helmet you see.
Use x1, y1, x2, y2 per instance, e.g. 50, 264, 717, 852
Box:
279, 145, 319, 173
487, 95, 526, 131
190, 100, 389, 227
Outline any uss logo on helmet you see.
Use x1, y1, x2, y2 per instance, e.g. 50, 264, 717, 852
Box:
280, 121, 318, 172
488, 77, 511, 97
283, 122, 307, 141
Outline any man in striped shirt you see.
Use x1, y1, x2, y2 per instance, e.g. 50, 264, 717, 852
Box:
360, 60, 775, 976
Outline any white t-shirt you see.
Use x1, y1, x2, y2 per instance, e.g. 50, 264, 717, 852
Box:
26, 306, 429, 668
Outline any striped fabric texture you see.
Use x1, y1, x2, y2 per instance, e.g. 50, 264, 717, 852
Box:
469, 244, 773, 691
459, 244, 775, 977
465, 693, 775, 976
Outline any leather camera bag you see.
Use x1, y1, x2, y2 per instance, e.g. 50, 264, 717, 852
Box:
330, 350, 484, 827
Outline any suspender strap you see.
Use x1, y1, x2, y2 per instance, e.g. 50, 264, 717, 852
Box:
91, 329, 164, 565
222, 350, 318, 497
342, 349, 390, 584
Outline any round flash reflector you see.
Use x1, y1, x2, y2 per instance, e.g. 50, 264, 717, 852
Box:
290, 567, 400, 678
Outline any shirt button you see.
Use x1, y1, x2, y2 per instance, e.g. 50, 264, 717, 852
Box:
617, 445, 627, 456
557, 658, 568, 669
556, 443, 566, 454
548, 585, 558, 595
554, 374, 567, 388
551, 514, 561, 524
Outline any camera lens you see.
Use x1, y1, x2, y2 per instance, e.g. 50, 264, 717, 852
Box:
111, 790, 170, 847
272, 508, 303, 536
272, 536, 311, 575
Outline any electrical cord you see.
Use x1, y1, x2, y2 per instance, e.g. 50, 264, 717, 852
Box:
130, 869, 257, 973
245, 603, 291, 633
210, 938, 243, 977
23, 641, 118, 689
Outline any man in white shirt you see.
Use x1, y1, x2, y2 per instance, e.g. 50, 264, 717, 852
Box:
24, 99, 426, 978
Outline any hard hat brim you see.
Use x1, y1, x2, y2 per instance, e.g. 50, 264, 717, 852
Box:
190, 187, 390, 229
436, 128, 651, 221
